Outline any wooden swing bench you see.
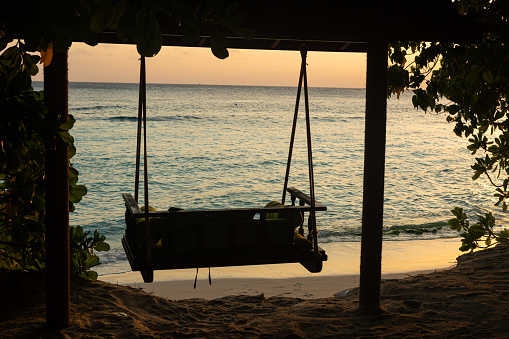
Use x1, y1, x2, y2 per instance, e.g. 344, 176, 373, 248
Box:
124, 47, 327, 283
122, 187, 327, 282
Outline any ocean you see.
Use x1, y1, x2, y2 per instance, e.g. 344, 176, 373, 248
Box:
33, 81, 507, 276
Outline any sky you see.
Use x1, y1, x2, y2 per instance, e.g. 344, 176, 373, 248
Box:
32, 42, 367, 88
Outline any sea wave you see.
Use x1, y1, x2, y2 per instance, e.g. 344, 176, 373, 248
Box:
104, 116, 138, 122
384, 221, 449, 235
317, 220, 455, 243
104, 115, 203, 122
71, 104, 127, 111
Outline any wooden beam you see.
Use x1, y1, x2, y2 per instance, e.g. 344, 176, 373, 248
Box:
358, 40, 388, 313
44, 51, 70, 328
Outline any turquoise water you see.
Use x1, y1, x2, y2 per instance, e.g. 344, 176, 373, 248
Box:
33, 82, 506, 275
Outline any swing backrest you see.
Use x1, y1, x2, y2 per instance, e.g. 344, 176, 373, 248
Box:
123, 187, 326, 255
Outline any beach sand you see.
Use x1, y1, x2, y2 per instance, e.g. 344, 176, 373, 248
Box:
2, 241, 509, 338
100, 238, 463, 300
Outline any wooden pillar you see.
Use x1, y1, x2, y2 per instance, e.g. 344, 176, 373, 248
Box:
44, 51, 70, 328
358, 40, 388, 312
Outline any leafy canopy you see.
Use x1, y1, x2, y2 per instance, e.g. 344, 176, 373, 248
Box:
387, 0, 509, 251
1, 0, 255, 59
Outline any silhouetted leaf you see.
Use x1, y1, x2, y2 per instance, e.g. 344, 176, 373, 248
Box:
209, 25, 229, 59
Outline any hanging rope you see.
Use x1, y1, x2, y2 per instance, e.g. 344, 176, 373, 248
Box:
135, 56, 152, 268
302, 48, 319, 255
134, 58, 144, 203
282, 44, 319, 255
282, 45, 305, 205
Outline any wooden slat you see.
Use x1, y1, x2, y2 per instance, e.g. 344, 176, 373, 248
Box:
122, 187, 326, 219
122, 234, 327, 273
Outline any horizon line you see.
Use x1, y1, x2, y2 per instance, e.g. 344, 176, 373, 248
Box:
31, 80, 366, 90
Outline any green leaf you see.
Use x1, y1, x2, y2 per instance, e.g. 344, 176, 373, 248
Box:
32, 194, 45, 212
86, 255, 100, 268
22, 53, 40, 76
209, 25, 229, 59
84, 270, 98, 280
94, 242, 110, 251
90, 2, 114, 34
69, 184, 87, 204
72, 226, 85, 240
69, 166, 79, 176
60, 115, 76, 131
69, 143, 76, 159
482, 71, 494, 84
448, 218, 461, 231
28, 62, 39, 76
116, 3, 136, 40
469, 224, 486, 239
2, 46, 19, 60
136, 13, 162, 57
134, 5, 149, 43
108, 0, 127, 29
459, 243, 472, 252
472, 170, 483, 180
58, 131, 73, 144
69, 175, 78, 186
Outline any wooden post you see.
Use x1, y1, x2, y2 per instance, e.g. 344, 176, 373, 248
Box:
44, 51, 70, 328
358, 40, 388, 312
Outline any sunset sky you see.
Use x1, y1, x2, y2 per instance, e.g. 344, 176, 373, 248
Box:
32, 42, 367, 88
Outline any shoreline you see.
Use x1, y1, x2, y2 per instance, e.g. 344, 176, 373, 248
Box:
101, 237, 463, 300
102, 271, 440, 300
4, 243, 509, 338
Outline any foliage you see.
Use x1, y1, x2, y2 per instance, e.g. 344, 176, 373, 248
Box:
449, 207, 509, 251
387, 0, 509, 250
58, 114, 88, 213
89, 0, 256, 58
69, 226, 110, 280
1, 0, 255, 59
0, 42, 99, 276
0, 43, 46, 271
1, 1, 250, 277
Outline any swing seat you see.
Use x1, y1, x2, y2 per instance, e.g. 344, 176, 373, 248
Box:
122, 187, 327, 282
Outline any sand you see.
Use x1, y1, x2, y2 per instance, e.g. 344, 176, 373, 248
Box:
2, 242, 509, 338
100, 238, 464, 300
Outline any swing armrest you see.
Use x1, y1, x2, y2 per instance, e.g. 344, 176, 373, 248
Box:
287, 187, 326, 210
123, 193, 142, 217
